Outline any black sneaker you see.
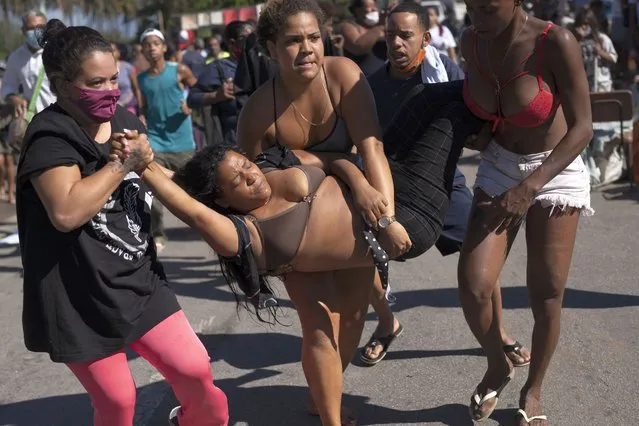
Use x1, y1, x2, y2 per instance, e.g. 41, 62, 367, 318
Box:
168, 406, 180, 426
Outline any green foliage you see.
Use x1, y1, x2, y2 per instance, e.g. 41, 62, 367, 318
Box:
188, 0, 261, 13
0, 0, 265, 49
0, 18, 23, 58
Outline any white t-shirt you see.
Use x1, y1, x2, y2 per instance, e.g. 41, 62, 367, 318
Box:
0, 44, 56, 113
429, 25, 457, 56
581, 33, 618, 92
594, 33, 618, 92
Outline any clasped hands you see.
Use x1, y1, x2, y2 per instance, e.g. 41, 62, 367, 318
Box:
109, 129, 154, 174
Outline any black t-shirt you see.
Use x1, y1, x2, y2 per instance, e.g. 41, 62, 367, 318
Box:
17, 104, 180, 363
367, 65, 424, 132
367, 59, 465, 132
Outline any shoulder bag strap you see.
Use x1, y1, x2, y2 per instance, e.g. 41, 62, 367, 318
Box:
25, 65, 46, 123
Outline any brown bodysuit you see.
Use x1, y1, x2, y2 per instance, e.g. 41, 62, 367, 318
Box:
250, 165, 326, 273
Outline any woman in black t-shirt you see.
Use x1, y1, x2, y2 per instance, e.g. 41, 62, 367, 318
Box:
16, 20, 229, 426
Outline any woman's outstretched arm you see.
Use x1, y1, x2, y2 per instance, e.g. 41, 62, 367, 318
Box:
142, 162, 239, 257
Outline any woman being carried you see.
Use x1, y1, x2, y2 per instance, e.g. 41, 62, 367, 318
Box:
113, 81, 483, 426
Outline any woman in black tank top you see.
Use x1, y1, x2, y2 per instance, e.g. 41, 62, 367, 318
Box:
235, 3, 417, 423
236, 2, 417, 423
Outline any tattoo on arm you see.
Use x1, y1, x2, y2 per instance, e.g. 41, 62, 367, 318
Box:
122, 147, 144, 172
108, 147, 144, 174
108, 160, 126, 173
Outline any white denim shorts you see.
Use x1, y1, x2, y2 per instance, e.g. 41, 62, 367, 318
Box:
474, 141, 595, 217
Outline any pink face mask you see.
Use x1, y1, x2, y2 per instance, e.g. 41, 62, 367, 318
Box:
76, 87, 120, 122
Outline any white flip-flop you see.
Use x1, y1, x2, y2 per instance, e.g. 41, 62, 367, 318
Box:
469, 369, 515, 422
517, 408, 548, 424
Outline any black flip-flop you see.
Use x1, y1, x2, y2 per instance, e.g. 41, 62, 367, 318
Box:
359, 323, 404, 366
503, 341, 531, 367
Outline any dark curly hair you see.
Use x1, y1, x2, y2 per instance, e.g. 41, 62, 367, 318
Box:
173, 144, 281, 323
172, 143, 241, 214
38, 19, 113, 96
256, 0, 325, 52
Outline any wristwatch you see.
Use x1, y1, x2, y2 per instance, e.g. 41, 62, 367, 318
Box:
377, 215, 396, 229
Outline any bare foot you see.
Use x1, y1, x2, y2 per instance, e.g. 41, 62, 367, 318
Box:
502, 337, 531, 367
517, 392, 547, 425
362, 317, 401, 361
307, 396, 357, 426
469, 360, 514, 421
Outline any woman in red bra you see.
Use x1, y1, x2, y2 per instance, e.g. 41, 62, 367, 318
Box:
459, 1, 593, 424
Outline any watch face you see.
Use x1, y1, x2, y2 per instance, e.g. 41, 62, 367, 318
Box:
379, 216, 391, 228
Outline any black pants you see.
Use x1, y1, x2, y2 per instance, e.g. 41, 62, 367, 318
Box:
382, 81, 484, 260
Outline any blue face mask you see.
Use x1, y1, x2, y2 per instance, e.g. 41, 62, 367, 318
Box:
25, 30, 40, 50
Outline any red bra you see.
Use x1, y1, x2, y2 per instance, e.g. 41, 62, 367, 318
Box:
463, 23, 560, 132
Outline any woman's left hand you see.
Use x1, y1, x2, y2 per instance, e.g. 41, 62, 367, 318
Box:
353, 182, 389, 227
109, 134, 130, 163
378, 221, 412, 259
477, 184, 536, 234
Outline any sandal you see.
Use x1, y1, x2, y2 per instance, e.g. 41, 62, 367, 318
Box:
469, 369, 515, 422
517, 409, 548, 424
503, 341, 531, 367
359, 323, 404, 366
168, 406, 180, 426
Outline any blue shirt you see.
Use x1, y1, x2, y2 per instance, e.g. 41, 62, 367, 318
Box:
440, 54, 465, 81
138, 62, 195, 153
182, 50, 206, 78
188, 58, 243, 145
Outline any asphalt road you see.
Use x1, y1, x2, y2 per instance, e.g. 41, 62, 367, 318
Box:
0, 151, 637, 426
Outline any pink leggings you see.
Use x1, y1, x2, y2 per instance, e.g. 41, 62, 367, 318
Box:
67, 310, 228, 426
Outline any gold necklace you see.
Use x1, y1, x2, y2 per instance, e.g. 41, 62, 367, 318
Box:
281, 69, 331, 127
491, 12, 528, 94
